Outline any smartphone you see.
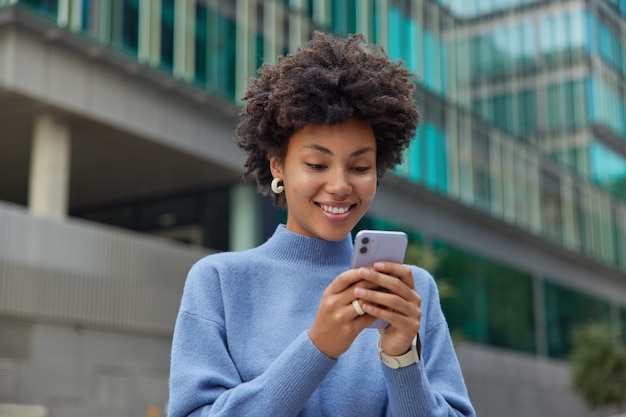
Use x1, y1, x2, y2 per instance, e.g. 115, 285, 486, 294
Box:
350, 230, 408, 328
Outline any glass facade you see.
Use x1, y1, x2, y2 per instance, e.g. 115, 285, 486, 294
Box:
544, 281, 612, 358
5, 0, 626, 360
434, 240, 537, 354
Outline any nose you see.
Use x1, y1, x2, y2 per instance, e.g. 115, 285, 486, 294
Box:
325, 168, 352, 196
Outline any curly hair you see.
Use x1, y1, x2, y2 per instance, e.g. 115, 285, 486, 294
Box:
236, 31, 420, 207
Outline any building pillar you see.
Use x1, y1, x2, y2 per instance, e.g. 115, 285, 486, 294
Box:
229, 184, 260, 251
28, 114, 71, 220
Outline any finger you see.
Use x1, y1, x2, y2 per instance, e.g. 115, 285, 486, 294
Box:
355, 286, 420, 319
324, 268, 367, 295
362, 301, 420, 332
372, 262, 415, 290
352, 299, 366, 316
357, 266, 415, 299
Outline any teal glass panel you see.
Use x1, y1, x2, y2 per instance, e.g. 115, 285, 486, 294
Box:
587, 78, 596, 125
423, 31, 438, 92
407, 130, 423, 184
256, 33, 264, 72
434, 241, 536, 353
544, 280, 611, 358
590, 141, 626, 201
586, 9, 597, 56
569, 10, 586, 59
331, 0, 347, 35
598, 19, 623, 75
440, 40, 447, 96
493, 94, 509, 134
408, 122, 448, 193
121, 0, 139, 55
346, 0, 356, 34
516, 20, 536, 71
203, 6, 236, 101
540, 12, 578, 64
429, 33, 444, 96
473, 89, 536, 137
469, 35, 488, 80
194, 3, 207, 86
425, 124, 439, 190
371, 0, 379, 44
547, 84, 562, 132
215, 15, 236, 101
520, 89, 536, 135
540, 167, 563, 242
472, 131, 490, 210
19, 0, 57, 18
388, 7, 403, 62
407, 18, 419, 75
80, 0, 90, 32
160, 0, 175, 72
491, 26, 508, 76
587, 76, 625, 137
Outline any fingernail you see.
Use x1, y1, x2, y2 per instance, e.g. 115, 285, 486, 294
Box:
355, 288, 366, 297
360, 268, 371, 277
374, 262, 385, 269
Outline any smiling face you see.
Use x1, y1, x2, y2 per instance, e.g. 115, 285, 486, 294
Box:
270, 117, 377, 241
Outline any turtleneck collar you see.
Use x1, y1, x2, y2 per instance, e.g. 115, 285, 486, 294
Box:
260, 224, 354, 269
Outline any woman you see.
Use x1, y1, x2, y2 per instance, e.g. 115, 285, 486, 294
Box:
168, 32, 475, 417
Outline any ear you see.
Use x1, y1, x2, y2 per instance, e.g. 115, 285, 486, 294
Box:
269, 155, 283, 179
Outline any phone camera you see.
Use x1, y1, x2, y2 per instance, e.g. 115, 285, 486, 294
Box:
361, 237, 369, 244
359, 246, 367, 254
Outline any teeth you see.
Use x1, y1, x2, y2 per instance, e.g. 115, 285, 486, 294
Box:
320, 204, 350, 214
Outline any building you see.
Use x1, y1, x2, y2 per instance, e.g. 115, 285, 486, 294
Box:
0, 0, 625, 416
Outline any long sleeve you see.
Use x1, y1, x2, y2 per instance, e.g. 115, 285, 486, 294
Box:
382, 266, 475, 417
169, 314, 335, 416
168, 257, 337, 417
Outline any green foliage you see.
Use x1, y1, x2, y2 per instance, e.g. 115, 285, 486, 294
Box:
569, 322, 626, 411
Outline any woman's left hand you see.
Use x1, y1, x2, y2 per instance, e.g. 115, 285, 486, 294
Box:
353, 263, 421, 356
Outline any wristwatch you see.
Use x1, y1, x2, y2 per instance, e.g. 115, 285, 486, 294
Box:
378, 336, 421, 369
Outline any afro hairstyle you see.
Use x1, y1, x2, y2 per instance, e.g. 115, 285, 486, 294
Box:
236, 31, 420, 207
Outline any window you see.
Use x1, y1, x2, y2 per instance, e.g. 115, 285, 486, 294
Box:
590, 141, 626, 201
160, 0, 175, 72
121, 0, 139, 54
194, 3, 208, 86
19, 0, 58, 18
544, 281, 611, 358
540, 166, 563, 243
434, 242, 536, 353
472, 128, 491, 210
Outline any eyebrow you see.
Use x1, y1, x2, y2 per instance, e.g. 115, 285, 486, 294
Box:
302, 144, 375, 157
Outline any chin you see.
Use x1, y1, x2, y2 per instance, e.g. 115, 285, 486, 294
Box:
318, 227, 352, 242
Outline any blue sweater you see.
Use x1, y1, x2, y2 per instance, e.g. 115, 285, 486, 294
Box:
168, 225, 475, 417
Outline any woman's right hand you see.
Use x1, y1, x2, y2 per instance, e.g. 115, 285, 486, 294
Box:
308, 269, 378, 358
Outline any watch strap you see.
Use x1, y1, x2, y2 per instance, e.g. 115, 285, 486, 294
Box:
378, 336, 420, 369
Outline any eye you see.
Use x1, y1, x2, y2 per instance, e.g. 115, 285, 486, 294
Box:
352, 166, 371, 173
307, 163, 326, 170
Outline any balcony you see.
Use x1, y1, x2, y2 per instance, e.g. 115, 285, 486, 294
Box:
0, 201, 209, 334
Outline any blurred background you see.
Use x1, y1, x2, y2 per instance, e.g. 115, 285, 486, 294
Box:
1, 0, 626, 416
